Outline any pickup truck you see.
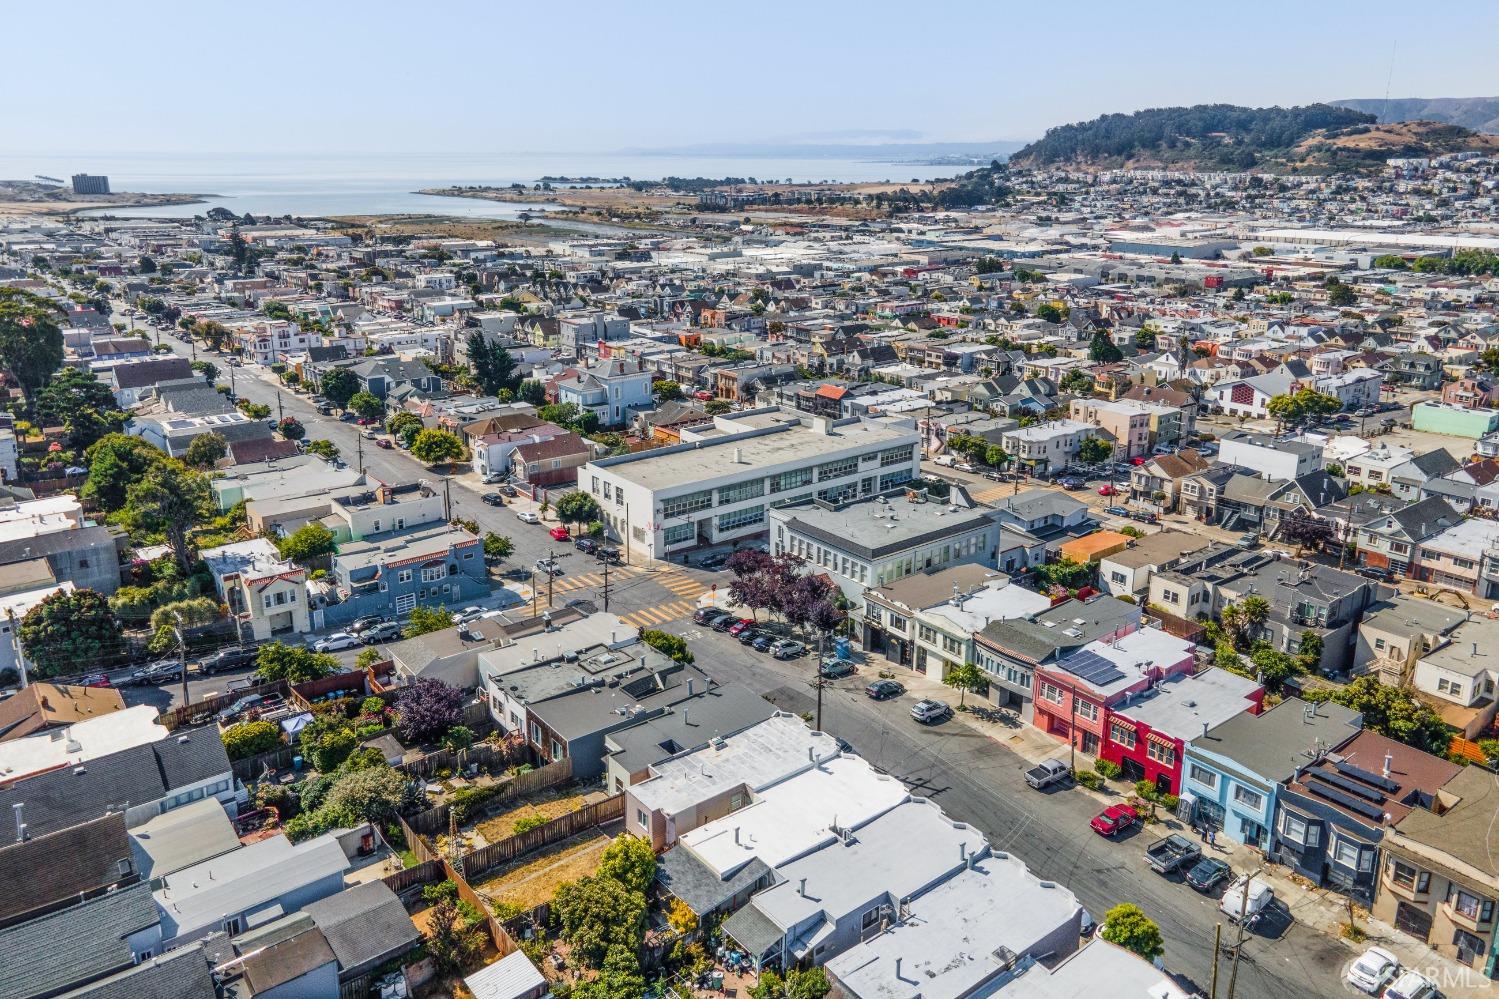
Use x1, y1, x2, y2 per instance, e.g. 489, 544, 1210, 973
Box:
1146, 834, 1202, 875
1024, 758, 1070, 790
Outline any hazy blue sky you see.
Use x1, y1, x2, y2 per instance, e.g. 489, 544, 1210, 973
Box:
12, 0, 1499, 155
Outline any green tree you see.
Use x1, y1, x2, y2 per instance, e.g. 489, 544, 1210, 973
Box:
410, 428, 464, 465
1036, 302, 1065, 324
425, 898, 482, 975
122, 460, 214, 572
404, 605, 454, 638
1133, 326, 1158, 350
0, 288, 65, 399
276, 416, 305, 441
466, 330, 519, 396
1100, 903, 1164, 961
19, 589, 122, 677
304, 439, 339, 461
1078, 437, 1113, 464
1088, 330, 1123, 363
319, 367, 359, 409
83, 434, 165, 511
149, 596, 221, 633
278, 522, 336, 563
574, 945, 646, 999
704, 399, 732, 416
194, 320, 229, 352
222, 720, 282, 760
34, 367, 123, 447
184, 432, 228, 468
190, 359, 219, 384
1059, 369, 1095, 395
555, 491, 602, 526
641, 628, 694, 664
597, 833, 656, 895
516, 379, 547, 405
1325, 277, 1357, 307
943, 660, 987, 708
483, 532, 514, 561
347, 391, 384, 421
137, 255, 157, 274
386, 411, 424, 444
1033, 557, 1091, 591
984, 443, 1009, 468
1372, 254, 1408, 271
653, 379, 684, 401
1297, 629, 1325, 666
1304, 675, 1451, 754
254, 642, 339, 683
553, 874, 647, 968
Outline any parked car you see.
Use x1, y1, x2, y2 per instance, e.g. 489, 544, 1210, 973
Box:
534, 558, 563, 576
1356, 565, 1393, 582
517, 510, 540, 524
1025, 758, 1070, 790
453, 606, 485, 624
1235, 532, 1260, 550
1058, 476, 1084, 490
374, 438, 393, 449
711, 613, 740, 632
363, 429, 379, 440
549, 526, 571, 542
1218, 874, 1274, 926
1345, 947, 1400, 995
693, 606, 726, 625
359, 621, 402, 644
1382, 970, 1436, 999
348, 615, 389, 636
129, 659, 183, 687
727, 618, 755, 636
865, 678, 904, 700
1097, 484, 1118, 496
572, 537, 598, 555
198, 645, 259, 675
597, 546, 623, 565
819, 658, 856, 679
1104, 506, 1131, 517
1128, 511, 1159, 525
770, 638, 805, 659
1184, 857, 1233, 893
79, 673, 112, 688
736, 627, 765, 646
1145, 834, 1201, 875
312, 632, 361, 653
481, 492, 505, 507
693, 390, 713, 401
751, 633, 777, 653
497, 483, 518, 497
697, 551, 731, 571
910, 698, 951, 724
1089, 803, 1139, 837
217, 693, 266, 723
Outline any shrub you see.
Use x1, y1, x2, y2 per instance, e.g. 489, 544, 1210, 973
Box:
222, 719, 282, 761
513, 815, 548, 834
1075, 770, 1103, 790
1134, 779, 1159, 801
1094, 759, 1122, 781
1160, 794, 1180, 812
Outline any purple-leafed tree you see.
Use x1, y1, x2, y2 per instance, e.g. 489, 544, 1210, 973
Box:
395, 676, 464, 744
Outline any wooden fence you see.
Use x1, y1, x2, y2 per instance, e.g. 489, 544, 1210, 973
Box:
403, 757, 573, 838
230, 743, 301, 782
398, 730, 525, 781
1147, 607, 1207, 646
160, 679, 290, 731
463, 794, 625, 883
381, 858, 445, 896
397, 813, 441, 864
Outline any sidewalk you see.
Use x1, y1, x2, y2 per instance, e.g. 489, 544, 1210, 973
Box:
852, 647, 1493, 997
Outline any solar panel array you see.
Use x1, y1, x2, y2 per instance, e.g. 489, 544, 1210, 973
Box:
1334, 760, 1400, 793
1305, 781, 1387, 823
1310, 770, 1388, 805
1057, 649, 1126, 687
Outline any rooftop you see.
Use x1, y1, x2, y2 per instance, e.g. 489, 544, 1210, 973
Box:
1191, 697, 1364, 789
1117, 667, 1263, 741
775, 493, 998, 561
0, 705, 166, 784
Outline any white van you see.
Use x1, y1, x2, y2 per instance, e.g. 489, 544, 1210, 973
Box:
1219, 875, 1274, 927
934, 454, 957, 467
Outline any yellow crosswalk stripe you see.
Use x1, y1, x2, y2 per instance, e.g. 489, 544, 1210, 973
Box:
620, 600, 698, 629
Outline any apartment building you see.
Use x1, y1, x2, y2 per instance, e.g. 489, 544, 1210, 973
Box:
201, 539, 310, 640
1067, 399, 1151, 459
1000, 419, 1098, 475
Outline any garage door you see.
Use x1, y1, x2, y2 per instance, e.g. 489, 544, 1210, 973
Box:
1394, 901, 1432, 940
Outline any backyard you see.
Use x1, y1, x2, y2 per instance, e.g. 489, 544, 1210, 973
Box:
472, 829, 611, 912
472, 787, 609, 847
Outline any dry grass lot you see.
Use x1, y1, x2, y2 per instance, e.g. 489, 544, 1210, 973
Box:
473, 788, 602, 845
473, 830, 610, 912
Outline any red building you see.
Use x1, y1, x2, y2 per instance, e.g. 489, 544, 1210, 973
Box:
1033, 627, 1264, 793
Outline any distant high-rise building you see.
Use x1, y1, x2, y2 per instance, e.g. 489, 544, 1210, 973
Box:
71, 174, 110, 195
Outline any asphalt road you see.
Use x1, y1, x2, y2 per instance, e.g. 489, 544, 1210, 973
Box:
682, 624, 1349, 999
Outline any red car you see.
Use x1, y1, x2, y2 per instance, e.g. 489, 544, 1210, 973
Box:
549, 526, 571, 542
694, 390, 714, 401
79, 673, 113, 688
728, 618, 755, 636
374, 438, 393, 449
1090, 803, 1139, 837
1097, 484, 1117, 496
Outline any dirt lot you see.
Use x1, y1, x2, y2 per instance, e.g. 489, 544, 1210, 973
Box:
472, 788, 607, 846
472, 829, 610, 911
322, 214, 574, 246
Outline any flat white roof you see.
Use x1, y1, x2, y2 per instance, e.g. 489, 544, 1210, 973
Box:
924, 581, 1053, 637
680, 754, 908, 877
630, 713, 838, 818
0, 704, 166, 782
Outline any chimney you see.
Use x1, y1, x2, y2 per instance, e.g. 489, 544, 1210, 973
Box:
734, 827, 741, 845
734, 447, 743, 464
1383, 752, 1393, 779
960, 842, 967, 863
687, 678, 696, 696
896, 958, 903, 981
799, 878, 808, 897
682, 706, 690, 727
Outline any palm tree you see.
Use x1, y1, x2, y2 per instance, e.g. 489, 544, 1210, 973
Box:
1239, 596, 1271, 642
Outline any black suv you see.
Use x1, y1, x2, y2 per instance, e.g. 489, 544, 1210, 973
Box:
575, 537, 599, 555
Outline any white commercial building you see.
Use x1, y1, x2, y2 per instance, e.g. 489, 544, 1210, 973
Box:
582, 412, 921, 561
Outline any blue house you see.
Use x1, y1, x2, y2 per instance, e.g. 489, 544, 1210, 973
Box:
325, 523, 488, 626
1181, 697, 1361, 849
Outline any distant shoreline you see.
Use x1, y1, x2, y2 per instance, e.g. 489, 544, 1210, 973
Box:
0, 190, 210, 217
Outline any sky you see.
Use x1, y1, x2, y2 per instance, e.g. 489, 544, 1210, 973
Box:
10, 0, 1499, 156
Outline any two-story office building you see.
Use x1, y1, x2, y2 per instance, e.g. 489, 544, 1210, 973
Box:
770, 492, 1003, 610
582, 412, 921, 561
1217, 430, 1325, 482
1181, 697, 1362, 848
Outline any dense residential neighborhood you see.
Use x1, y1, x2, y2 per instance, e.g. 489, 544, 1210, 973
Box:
12, 137, 1499, 999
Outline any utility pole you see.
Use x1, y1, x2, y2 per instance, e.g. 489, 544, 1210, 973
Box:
228, 363, 236, 399
600, 554, 611, 613
530, 568, 538, 619
5, 610, 28, 689
1225, 869, 1260, 999
172, 612, 189, 709
276, 390, 283, 422
357, 434, 365, 475
443, 479, 452, 520
547, 548, 555, 608
1209, 923, 1222, 999
815, 630, 827, 732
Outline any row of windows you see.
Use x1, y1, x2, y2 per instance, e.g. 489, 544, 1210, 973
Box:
817, 457, 860, 481
771, 467, 814, 493
717, 504, 766, 532
717, 478, 765, 505
879, 468, 915, 491
879, 445, 917, 467
661, 489, 713, 519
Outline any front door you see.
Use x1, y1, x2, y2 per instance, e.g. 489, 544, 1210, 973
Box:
1081, 732, 1100, 756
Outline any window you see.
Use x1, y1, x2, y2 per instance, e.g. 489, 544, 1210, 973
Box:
1232, 785, 1263, 811
421, 565, 445, 583
1110, 721, 1136, 749
817, 457, 859, 481
716, 504, 765, 532
886, 613, 908, 632
1039, 682, 1064, 705
1189, 764, 1218, 790
880, 445, 917, 467
717, 478, 765, 505
771, 467, 813, 493
942, 634, 963, 655
529, 722, 542, 744
1074, 699, 1098, 722
1146, 740, 1176, 766
1281, 812, 1320, 847
1332, 837, 1362, 870
918, 624, 938, 643
879, 468, 914, 491
663, 523, 694, 544
1110, 571, 1127, 585
397, 569, 413, 584
661, 489, 713, 519
636, 809, 648, 827
862, 905, 882, 930
550, 738, 564, 759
